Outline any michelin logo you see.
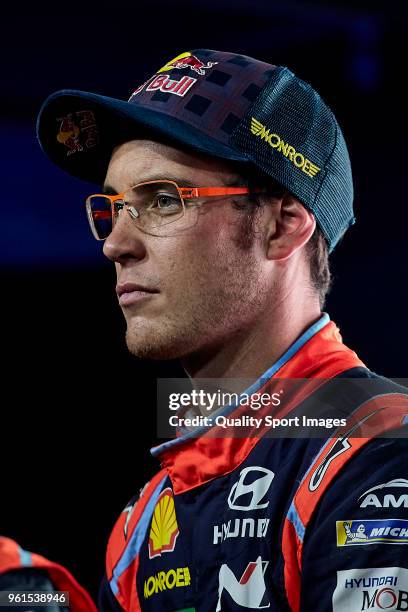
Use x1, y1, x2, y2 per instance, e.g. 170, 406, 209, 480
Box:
337, 519, 408, 546
343, 522, 369, 543
333, 567, 408, 611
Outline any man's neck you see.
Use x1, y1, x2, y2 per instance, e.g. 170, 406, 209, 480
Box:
181, 302, 322, 384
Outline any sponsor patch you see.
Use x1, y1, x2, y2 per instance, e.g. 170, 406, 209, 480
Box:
333, 567, 408, 611
157, 51, 218, 76
216, 556, 270, 611
56, 110, 99, 156
250, 117, 321, 178
143, 566, 190, 599
148, 487, 179, 558
308, 411, 378, 492
213, 518, 270, 544
228, 466, 274, 511
337, 519, 408, 546
359, 479, 408, 509
129, 74, 197, 99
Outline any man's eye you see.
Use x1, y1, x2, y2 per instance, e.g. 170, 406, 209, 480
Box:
152, 194, 182, 212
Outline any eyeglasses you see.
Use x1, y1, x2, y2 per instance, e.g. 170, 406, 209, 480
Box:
85, 179, 263, 240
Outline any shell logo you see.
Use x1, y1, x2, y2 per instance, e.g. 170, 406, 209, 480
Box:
148, 487, 179, 559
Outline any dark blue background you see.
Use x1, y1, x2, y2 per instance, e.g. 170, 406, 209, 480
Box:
1, 0, 406, 600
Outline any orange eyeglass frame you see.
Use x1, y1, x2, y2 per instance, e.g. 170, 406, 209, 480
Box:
86, 180, 264, 223
90, 180, 264, 203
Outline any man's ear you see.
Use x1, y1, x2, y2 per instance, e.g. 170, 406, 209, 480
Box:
265, 193, 316, 261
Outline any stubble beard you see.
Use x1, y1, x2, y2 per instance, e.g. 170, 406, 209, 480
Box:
124, 311, 204, 360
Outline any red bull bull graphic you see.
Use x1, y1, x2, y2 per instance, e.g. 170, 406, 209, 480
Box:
56, 110, 99, 155
157, 51, 218, 76
56, 113, 82, 154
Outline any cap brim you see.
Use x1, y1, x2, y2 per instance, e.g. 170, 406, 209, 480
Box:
36, 89, 248, 185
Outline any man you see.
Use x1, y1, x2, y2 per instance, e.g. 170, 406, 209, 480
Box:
37, 50, 408, 611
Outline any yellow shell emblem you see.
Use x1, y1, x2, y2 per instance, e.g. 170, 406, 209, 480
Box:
148, 487, 179, 558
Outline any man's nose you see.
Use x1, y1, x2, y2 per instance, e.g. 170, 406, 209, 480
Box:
103, 208, 146, 263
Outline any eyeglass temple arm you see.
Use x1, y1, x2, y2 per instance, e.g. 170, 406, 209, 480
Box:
179, 187, 263, 199
88, 187, 263, 203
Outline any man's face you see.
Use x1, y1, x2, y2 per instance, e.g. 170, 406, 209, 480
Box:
103, 139, 270, 361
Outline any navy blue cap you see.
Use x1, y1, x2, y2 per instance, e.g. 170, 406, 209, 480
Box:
36, 49, 355, 251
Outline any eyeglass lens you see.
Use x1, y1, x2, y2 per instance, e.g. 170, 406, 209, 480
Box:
86, 181, 185, 240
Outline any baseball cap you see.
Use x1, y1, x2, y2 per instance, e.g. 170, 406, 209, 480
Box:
36, 49, 355, 252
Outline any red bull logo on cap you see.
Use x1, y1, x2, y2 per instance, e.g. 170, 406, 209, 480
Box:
157, 51, 218, 76
129, 74, 197, 100
56, 110, 99, 156
128, 51, 217, 101
56, 114, 82, 154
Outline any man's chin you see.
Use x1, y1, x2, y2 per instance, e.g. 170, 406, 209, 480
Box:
125, 328, 187, 360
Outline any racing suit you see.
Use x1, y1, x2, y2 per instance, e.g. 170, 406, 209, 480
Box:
99, 313, 408, 611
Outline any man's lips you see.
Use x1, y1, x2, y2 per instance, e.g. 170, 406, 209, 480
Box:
116, 282, 159, 307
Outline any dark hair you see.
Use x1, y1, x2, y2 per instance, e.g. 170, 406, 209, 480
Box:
305, 225, 332, 308
232, 163, 332, 308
